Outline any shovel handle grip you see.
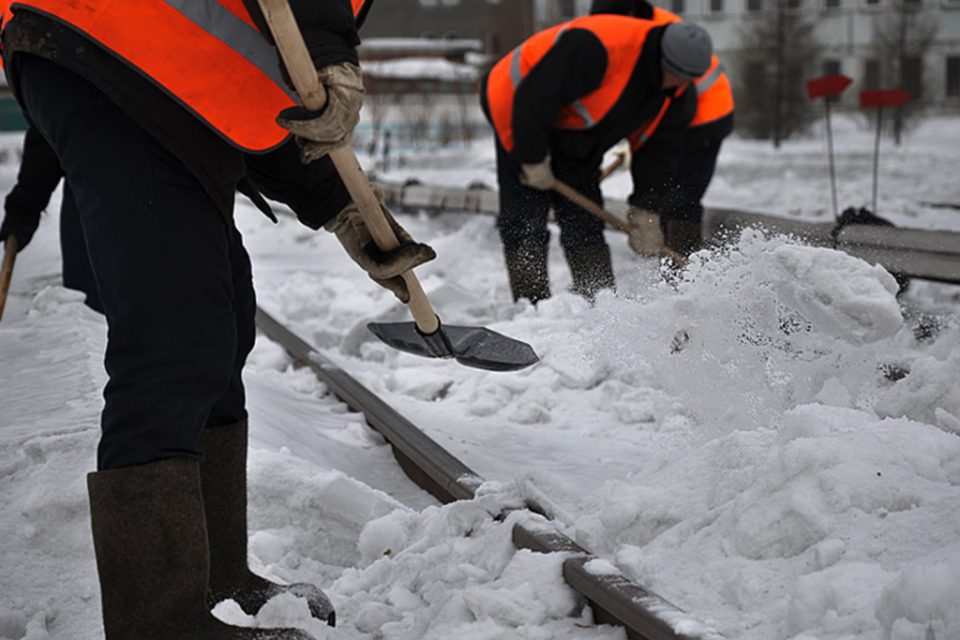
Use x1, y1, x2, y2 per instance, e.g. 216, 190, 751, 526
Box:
552, 179, 687, 268
0, 236, 18, 321
257, 0, 439, 334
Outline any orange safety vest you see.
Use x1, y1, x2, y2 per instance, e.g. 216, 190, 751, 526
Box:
486, 15, 658, 153
649, 6, 733, 129
1, 0, 367, 153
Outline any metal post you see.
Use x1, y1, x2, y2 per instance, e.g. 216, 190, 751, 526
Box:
825, 99, 839, 221
872, 107, 883, 215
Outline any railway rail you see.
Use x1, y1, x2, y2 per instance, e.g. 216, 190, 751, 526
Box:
372, 178, 960, 285
255, 306, 727, 640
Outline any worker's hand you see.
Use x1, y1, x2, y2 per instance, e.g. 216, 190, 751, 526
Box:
0, 207, 41, 253
626, 207, 664, 257
520, 157, 555, 191
277, 62, 365, 163
325, 189, 436, 303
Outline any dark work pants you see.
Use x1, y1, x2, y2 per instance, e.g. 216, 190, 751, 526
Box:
660, 137, 723, 223
60, 184, 104, 313
495, 140, 606, 252
14, 54, 255, 469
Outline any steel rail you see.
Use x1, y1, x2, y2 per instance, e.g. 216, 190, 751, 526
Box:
255, 305, 726, 640
371, 179, 960, 285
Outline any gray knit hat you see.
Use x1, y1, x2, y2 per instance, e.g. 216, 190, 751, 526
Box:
660, 22, 713, 80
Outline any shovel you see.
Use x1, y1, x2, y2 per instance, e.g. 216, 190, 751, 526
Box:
256, 0, 538, 372
0, 237, 17, 321
552, 179, 687, 267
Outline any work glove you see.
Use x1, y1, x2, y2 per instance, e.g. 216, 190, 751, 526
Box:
277, 62, 365, 164
519, 156, 555, 191
626, 207, 665, 257
325, 188, 436, 303
0, 206, 41, 253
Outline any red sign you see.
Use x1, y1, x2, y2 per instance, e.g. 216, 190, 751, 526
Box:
806, 74, 853, 100
859, 89, 910, 108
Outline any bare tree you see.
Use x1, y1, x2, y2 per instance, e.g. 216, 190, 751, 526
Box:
400, 91, 437, 148
871, 0, 936, 144
734, 0, 821, 146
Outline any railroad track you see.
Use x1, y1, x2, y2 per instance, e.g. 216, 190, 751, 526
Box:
371, 178, 960, 285
255, 305, 727, 640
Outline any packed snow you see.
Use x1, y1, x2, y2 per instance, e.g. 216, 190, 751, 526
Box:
1, 115, 959, 640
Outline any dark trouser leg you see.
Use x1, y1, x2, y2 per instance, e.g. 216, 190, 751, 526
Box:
661, 139, 722, 256
195, 230, 335, 625
549, 161, 614, 300
60, 183, 103, 313
15, 54, 239, 470
495, 140, 551, 303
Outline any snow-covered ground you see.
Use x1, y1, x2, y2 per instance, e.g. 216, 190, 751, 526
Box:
2, 116, 959, 640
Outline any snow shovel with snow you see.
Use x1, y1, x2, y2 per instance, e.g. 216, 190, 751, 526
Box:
256, 0, 539, 372
552, 179, 687, 267
0, 237, 17, 321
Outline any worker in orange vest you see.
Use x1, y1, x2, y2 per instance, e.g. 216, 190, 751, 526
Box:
592, 0, 735, 257
0, 1, 434, 638
481, 15, 710, 304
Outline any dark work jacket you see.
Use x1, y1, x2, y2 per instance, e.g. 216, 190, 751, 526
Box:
481, 25, 684, 170
1, 1, 358, 227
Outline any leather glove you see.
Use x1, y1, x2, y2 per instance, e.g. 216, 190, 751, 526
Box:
325, 188, 436, 303
0, 206, 41, 253
277, 62, 365, 164
519, 156, 555, 191
626, 207, 665, 257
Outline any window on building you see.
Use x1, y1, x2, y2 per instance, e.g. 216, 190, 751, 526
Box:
710, 0, 724, 12
785, 0, 802, 8
746, 0, 762, 11
825, 0, 841, 7
864, 0, 880, 5
671, 0, 686, 13
902, 57, 923, 99
948, 56, 960, 97
863, 58, 880, 90
903, 0, 920, 5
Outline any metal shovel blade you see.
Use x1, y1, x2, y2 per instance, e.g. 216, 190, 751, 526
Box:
367, 321, 539, 372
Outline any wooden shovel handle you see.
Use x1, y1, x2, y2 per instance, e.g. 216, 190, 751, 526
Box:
599, 148, 628, 183
257, 0, 439, 334
552, 179, 687, 267
0, 236, 17, 321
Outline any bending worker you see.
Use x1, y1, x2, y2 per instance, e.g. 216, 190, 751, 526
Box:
1, 0, 433, 638
481, 14, 712, 303
592, 0, 735, 257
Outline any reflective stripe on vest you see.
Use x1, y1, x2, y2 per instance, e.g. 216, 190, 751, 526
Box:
690, 55, 734, 127
627, 91, 674, 151
486, 14, 655, 152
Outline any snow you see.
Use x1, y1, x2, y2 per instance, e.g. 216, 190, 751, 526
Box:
1, 115, 960, 640
361, 58, 479, 81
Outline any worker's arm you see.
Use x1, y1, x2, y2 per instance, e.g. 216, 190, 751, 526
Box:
511, 29, 609, 165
